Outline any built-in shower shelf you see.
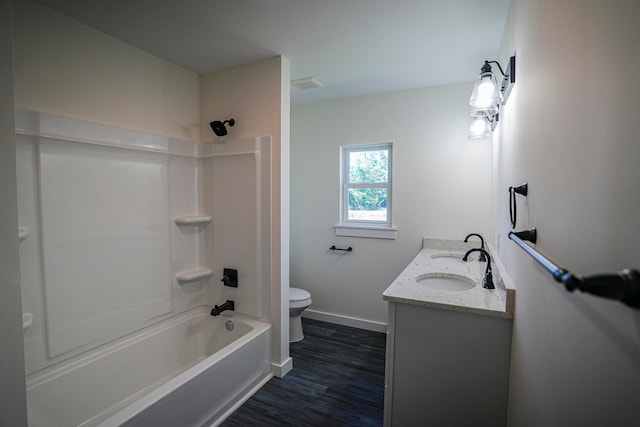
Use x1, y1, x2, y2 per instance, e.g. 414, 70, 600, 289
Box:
19, 226, 29, 241
176, 268, 213, 283
23, 312, 33, 331
174, 215, 212, 226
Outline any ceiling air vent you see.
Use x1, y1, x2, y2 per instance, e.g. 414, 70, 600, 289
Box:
291, 77, 324, 90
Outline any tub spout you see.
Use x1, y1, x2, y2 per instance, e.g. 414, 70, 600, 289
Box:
211, 300, 235, 316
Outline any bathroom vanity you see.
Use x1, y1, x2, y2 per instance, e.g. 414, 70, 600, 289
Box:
383, 239, 515, 427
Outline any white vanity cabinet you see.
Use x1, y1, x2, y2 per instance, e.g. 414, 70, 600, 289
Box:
382, 238, 515, 427
384, 302, 512, 427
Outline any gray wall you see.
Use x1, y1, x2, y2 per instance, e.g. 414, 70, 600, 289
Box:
495, 0, 640, 425
291, 83, 493, 326
0, 0, 28, 425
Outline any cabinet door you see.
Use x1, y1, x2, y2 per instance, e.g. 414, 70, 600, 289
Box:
389, 303, 511, 427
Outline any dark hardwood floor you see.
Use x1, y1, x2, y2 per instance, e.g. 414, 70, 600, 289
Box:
221, 318, 386, 427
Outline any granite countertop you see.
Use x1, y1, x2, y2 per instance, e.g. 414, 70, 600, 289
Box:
383, 238, 515, 318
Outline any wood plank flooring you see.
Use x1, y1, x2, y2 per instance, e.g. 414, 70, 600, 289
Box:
221, 318, 386, 427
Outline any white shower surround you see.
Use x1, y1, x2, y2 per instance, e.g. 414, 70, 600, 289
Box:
16, 110, 274, 425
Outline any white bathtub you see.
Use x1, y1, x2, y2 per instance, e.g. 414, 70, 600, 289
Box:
26, 306, 272, 427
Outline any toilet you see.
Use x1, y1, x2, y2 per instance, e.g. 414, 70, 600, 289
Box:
289, 287, 312, 342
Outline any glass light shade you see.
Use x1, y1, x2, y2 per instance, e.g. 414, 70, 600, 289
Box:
469, 71, 501, 110
468, 117, 492, 140
469, 103, 499, 118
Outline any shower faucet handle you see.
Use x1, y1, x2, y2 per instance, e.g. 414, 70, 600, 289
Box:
221, 268, 238, 287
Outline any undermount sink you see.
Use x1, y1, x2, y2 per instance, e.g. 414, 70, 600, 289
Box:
430, 252, 485, 262
430, 252, 463, 258
415, 273, 475, 291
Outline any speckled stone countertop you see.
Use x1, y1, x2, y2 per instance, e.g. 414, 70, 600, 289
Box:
383, 238, 515, 318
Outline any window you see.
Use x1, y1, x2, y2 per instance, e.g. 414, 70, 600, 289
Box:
336, 143, 396, 239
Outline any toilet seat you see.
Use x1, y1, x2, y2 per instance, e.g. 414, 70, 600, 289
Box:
290, 287, 311, 302
289, 287, 312, 309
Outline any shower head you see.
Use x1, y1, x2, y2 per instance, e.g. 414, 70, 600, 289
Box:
210, 119, 235, 136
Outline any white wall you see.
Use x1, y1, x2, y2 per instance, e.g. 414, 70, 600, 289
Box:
291, 83, 493, 326
13, 0, 200, 141
0, 1, 28, 424
200, 56, 291, 374
494, 0, 640, 425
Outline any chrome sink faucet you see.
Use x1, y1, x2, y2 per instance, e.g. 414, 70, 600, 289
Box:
464, 233, 487, 262
462, 248, 495, 289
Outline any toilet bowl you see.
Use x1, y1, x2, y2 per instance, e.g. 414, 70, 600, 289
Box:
289, 287, 312, 342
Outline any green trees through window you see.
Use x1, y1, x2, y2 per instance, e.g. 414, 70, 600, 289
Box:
342, 143, 392, 224
348, 150, 388, 210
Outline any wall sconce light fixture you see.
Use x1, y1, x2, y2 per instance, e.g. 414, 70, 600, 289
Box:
467, 114, 499, 140
468, 116, 492, 140
467, 55, 515, 138
469, 63, 502, 111
469, 56, 516, 110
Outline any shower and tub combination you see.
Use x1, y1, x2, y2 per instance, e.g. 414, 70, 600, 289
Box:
16, 111, 274, 426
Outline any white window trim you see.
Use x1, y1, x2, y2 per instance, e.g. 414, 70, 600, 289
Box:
336, 142, 396, 239
334, 223, 397, 239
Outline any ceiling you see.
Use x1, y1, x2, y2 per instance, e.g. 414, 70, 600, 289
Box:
34, 0, 511, 104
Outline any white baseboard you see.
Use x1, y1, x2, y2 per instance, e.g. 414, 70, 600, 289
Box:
271, 356, 293, 378
302, 309, 387, 333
